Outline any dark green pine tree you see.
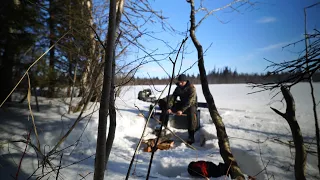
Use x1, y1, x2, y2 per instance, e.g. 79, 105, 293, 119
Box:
44, 0, 94, 97
0, 0, 42, 103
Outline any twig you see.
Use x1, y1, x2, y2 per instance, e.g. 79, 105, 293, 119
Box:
181, 42, 213, 76
15, 129, 31, 180
0, 29, 71, 107
33, 155, 95, 179
137, 106, 197, 150
195, 0, 254, 29
257, 136, 269, 178
69, 102, 100, 156
125, 87, 168, 180
26, 72, 41, 151
47, 94, 101, 156
271, 138, 317, 154
177, 34, 189, 75
225, 161, 232, 180
187, 166, 210, 179
79, 172, 93, 180
132, 148, 141, 176
146, 37, 188, 180
229, 136, 269, 144
253, 160, 270, 178
304, 3, 320, 174
147, 72, 165, 92
56, 153, 63, 180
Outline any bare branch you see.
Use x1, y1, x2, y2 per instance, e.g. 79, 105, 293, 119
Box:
270, 107, 285, 119
195, 0, 254, 29
0, 30, 71, 107
15, 130, 31, 180
121, 35, 171, 77
146, 38, 188, 179
55, 153, 63, 180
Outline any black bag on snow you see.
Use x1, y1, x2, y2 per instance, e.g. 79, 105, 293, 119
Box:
187, 161, 230, 178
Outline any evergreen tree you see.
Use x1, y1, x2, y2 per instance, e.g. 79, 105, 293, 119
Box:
0, 0, 42, 103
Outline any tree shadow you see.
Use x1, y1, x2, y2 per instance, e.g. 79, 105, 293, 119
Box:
117, 106, 160, 130
0, 104, 96, 179
0, 154, 34, 180
226, 124, 315, 141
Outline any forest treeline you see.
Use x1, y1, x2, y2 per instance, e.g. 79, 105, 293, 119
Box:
1, 1, 319, 102
0, 0, 153, 101
133, 66, 320, 85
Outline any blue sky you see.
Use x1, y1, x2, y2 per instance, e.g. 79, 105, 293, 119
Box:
130, 0, 320, 78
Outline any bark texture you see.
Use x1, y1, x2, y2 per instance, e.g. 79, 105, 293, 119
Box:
93, 0, 117, 179
271, 86, 306, 180
188, 0, 244, 179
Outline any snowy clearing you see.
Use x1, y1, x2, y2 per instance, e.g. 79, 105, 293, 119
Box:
0, 83, 319, 180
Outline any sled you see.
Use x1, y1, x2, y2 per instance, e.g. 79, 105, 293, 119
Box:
137, 89, 156, 102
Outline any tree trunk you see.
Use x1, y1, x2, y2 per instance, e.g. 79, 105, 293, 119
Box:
271, 86, 306, 180
105, 55, 116, 165
187, 0, 244, 179
68, 62, 77, 114
87, 0, 101, 103
78, 0, 99, 105
0, 43, 13, 103
93, 0, 117, 179
105, 0, 124, 168
48, 0, 56, 98
310, 78, 320, 174
304, 7, 320, 174
67, 0, 73, 97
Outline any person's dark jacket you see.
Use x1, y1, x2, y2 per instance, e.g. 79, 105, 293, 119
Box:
168, 80, 197, 112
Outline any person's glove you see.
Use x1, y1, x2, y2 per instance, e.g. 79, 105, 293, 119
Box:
176, 111, 183, 116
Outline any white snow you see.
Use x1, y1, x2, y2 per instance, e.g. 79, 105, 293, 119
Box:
0, 83, 319, 180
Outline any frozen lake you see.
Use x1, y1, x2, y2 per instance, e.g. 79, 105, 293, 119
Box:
0, 82, 319, 179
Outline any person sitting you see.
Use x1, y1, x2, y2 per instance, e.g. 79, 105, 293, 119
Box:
158, 74, 198, 145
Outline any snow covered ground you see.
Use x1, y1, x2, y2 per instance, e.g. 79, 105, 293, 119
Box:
0, 83, 319, 180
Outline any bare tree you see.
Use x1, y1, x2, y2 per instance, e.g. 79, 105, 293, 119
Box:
304, 3, 320, 174
187, 0, 256, 179
75, 0, 104, 111
0, 0, 176, 179
145, 38, 188, 180
105, 0, 125, 168
249, 22, 320, 177
248, 2, 320, 178
43, 0, 176, 158
93, 0, 117, 179
270, 86, 307, 179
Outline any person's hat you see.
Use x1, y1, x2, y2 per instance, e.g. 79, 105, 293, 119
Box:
177, 74, 187, 81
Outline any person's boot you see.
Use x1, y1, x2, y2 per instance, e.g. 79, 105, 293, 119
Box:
164, 113, 169, 127
187, 130, 195, 145
160, 112, 168, 126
